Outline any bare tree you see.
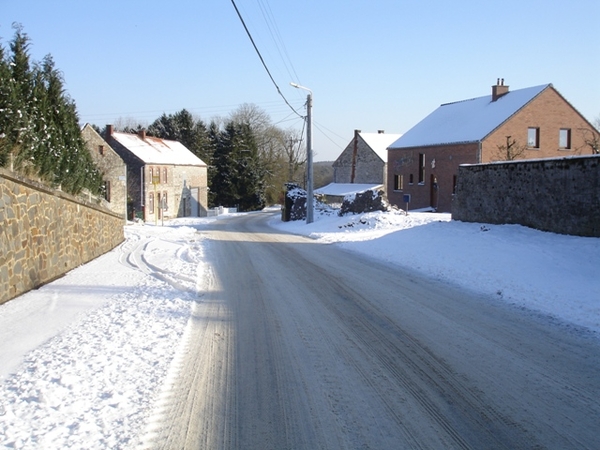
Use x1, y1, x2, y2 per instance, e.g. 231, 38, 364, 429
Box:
281, 128, 305, 183
577, 115, 600, 155
493, 136, 527, 161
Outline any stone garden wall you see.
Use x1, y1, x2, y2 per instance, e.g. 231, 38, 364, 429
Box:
452, 155, 600, 237
0, 168, 124, 305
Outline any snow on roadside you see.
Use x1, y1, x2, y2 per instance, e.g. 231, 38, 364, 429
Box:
0, 223, 211, 449
0, 208, 598, 449
268, 208, 600, 335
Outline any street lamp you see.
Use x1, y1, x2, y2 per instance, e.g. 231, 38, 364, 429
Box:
290, 82, 314, 224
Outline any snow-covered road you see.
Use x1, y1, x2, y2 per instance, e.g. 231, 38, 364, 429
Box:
143, 212, 600, 449
1, 209, 599, 449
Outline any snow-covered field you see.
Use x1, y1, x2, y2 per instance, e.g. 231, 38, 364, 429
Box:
0, 208, 598, 449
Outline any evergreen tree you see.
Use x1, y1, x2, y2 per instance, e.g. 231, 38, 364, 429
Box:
0, 24, 102, 195
6, 23, 37, 173
209, 120, 265, 211
0, 39, 14, 166
147, 108, 211, 164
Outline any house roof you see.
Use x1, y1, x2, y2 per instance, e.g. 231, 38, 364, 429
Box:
111, 131, 206, 166
389, 84, 551, 149
315, 182, 383, 197
359, 132, 402, 162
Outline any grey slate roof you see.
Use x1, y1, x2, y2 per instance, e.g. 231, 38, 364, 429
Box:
389, 84, 551, 149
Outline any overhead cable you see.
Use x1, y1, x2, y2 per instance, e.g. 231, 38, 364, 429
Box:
230, 0, 303, 119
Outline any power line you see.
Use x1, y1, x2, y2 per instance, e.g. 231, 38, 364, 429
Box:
230, 0, 303, 119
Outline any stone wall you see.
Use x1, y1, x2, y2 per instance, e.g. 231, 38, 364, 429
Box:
452, 155, 600, 237
0, 168, 125, 305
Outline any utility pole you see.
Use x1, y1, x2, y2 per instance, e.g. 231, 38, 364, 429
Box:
290, 82, 314, 223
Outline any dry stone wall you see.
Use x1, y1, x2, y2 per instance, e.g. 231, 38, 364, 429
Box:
452, 155, 600, 237
0, 168, 124, 305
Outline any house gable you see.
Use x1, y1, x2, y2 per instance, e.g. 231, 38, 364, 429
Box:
81, 124, 127, 218
333, 130, 401, 184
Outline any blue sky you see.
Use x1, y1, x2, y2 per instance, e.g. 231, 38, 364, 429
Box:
2, 0, 598, 161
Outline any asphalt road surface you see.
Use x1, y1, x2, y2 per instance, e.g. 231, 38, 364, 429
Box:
144, 212, 600, 449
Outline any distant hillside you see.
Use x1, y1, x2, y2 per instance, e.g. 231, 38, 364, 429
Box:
314, 161, 333, 189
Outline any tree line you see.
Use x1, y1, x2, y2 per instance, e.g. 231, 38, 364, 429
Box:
0, 24, 102, 195
108, 104, 309, 211
0, 24, 330, 209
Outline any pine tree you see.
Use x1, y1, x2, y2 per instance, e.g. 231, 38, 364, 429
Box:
147, 108, 211, 164
0, 24, 102, 195
0, 39, 14, 167
6, 23, 37, 173
208, 120, 266, 211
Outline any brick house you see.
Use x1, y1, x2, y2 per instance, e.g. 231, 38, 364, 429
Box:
81, 123, 127, 218
387, 81, 600, 212
104, 125, 208, 221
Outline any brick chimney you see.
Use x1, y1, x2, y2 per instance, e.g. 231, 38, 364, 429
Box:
138, 129, 147, 140
378, 130, 385, 134
105, 124, 114, 139
492, 78, 509, 101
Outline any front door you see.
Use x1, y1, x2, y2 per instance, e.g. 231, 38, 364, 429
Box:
430, 174, 438, 210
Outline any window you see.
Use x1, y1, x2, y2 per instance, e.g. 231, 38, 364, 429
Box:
163, 192, 168, 210
149, 167, 153, 180
98, 145, 105, 156
149, 193, 154, 214
103, 180, 111, 202
559, 128, 571, 149
409, 174, 414, 185
418, 153, 425, 184
163, 168, 168, 184
156, 167, 161, 183
394, 174, 403, 191
527, 127, 540, 148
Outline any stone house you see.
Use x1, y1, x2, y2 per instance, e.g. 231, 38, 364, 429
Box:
81, 124, 128, 218
104, 125, 208, 221
333, 129, 402, 186
387, 80, 600, 212
319, 130, 401, 204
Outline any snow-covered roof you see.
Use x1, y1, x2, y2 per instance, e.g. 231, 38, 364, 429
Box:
315, 182, 383, 197
389, 84, 551, 149
112, 132, 206, 166
359, 132, 402, 162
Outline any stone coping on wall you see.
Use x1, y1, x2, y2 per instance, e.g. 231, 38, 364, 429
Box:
0, 167, 124, 221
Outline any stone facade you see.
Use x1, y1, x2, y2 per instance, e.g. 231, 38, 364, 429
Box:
0, 168, 124, 305
334, 133, 385, 184
452, 155, 600, 237
105, 127, 208, 221
82, 124, 128, 218
333, 131, 401, 191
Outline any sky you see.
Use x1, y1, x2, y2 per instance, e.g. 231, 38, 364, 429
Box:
0, 209, 598, 447
1, 0, 599, 161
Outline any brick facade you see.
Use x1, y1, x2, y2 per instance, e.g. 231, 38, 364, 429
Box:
388, 143, 479, 212
388, 84, 599, 212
